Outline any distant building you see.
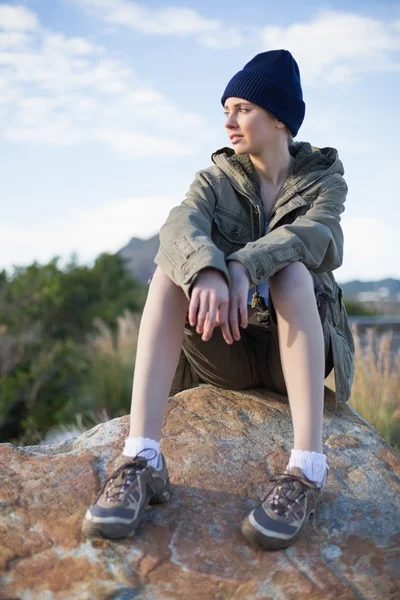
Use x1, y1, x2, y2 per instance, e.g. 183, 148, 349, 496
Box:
357, 287, 391, 302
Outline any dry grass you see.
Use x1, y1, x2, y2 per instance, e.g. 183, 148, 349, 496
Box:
38, 310, 142, 444
42, 315, 400, 451
347, 325, 400, 451
89, 309, 141, 365
76, 309, 142, 418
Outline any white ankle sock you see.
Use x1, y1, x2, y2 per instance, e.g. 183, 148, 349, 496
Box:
123, 436, 162, 469
287, 449, 329, 488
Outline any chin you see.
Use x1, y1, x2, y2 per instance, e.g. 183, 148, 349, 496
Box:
233, 145, 248, 155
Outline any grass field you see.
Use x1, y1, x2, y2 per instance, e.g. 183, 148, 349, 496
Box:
347, 326, 399, 451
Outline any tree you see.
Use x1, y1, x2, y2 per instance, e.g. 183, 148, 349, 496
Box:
0, 253, 147, 443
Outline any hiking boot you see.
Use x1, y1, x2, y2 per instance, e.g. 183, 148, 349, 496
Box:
241, 465, 328, 550
82, 449, 172, 540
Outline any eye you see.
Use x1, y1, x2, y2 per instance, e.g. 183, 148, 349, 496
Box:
223, 108, 248, 116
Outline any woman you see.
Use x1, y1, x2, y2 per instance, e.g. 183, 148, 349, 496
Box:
82, 49, 355, 550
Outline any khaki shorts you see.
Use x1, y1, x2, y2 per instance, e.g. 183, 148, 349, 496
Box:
182, 274, 333, 396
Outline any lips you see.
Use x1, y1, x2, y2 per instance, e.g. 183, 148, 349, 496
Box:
230, 135, 243, 143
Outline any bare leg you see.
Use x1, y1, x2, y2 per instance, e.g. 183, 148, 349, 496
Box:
128, 267, 189, 440
269, 262, 324, 453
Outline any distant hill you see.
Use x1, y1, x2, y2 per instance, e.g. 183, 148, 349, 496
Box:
339, 279, 400, 302
118, 236, 400, 306
117, 235, 160, 285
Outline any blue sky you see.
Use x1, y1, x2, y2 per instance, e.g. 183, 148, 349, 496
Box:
1, 0, 399, 283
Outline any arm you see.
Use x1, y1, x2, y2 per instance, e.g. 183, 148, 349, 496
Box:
154, 169, 230, 299
226, 176, 348, 285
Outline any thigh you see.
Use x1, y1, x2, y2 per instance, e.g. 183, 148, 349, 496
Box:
267, 271, 333, 395
182, 308, 269, 390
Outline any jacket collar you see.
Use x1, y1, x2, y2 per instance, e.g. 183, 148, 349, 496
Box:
211, 141, 344, 201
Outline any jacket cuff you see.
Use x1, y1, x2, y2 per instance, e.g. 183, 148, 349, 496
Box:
226, 252, 272, 285
182, 246, 231, 300
227, 246, 300, 285
155, 245, 231, 301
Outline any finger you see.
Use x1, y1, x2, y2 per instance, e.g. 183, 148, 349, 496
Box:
239, 297, 248, 329
229, 296, 241, 341
196, 292, 209, 335
216, 300, 228, 326
188, 291, 200, 327
217, 301, 233, 344
220, 321, 234, 345
202, 295, 217, 341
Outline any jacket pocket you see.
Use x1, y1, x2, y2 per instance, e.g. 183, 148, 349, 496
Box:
211, 208, 252, 256
174, 235, 198, 261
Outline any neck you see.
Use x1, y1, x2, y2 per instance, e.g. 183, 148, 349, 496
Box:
250, 143, 294, 188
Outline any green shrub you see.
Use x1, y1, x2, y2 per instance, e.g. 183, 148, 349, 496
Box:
344, 300, 381, 316
0, 253, 146, 444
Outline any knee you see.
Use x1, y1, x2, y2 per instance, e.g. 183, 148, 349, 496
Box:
150, 266, 178, 288
149, 266, 188, 304
269, 261, 313, 298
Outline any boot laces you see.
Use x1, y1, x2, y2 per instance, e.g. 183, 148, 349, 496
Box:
263, 470, 319, 531
96, 448, 158, 504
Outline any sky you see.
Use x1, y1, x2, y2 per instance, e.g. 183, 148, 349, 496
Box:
0, 0, 399, 284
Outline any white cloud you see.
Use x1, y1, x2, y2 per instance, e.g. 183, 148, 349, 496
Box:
0, 195, 175, 273
42, 33, 98, 56
70, 3, 400, 83
0, 3, 214, 155
6, 116, 83, 146
2, 209, 398, 282
70, 0, 247, 48
260, 9, 400, 85
337, 217, 400, 281
1, 3, 398, 156
92, 129, 195, 157
0, 30, 32, 50
0, 5, 38, 31
200, 27, 247, 50
300, 105, 377, 156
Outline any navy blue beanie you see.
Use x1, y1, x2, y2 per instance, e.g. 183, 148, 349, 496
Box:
221, 49, 305, 137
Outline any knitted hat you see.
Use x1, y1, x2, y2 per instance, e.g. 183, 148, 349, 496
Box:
221, 49, 305, 137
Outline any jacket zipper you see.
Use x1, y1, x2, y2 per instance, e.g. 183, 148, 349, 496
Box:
224, 180, 270, 312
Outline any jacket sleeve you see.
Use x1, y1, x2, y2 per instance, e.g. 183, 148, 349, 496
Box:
226, 176, 348, 285
154, 169, 230, 299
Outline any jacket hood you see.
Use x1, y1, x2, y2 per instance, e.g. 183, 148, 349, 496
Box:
211, 141, 345, 200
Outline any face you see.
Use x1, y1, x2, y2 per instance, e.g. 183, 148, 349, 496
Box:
223, 97, 287, 155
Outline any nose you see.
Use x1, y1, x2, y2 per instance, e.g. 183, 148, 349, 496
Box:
225, 112, 239, 130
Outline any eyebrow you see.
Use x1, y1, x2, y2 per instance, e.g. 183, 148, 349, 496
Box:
223, 101, 252, 110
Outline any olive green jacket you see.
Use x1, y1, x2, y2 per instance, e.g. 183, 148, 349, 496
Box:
154, 141, 355, 407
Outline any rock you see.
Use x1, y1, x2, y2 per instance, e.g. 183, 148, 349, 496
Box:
325, 433, 361, 448
0, 385, 399, 600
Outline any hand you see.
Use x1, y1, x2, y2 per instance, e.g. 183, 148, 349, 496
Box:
227, 260, 251, 341
189, 268, 234, 344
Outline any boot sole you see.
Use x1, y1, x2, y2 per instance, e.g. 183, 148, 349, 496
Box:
241, 509, 315, 551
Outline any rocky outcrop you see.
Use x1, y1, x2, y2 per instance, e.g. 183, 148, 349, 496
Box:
117, 235, 159, 285
0, 386, 399, 600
